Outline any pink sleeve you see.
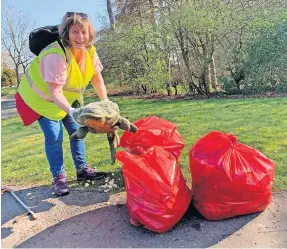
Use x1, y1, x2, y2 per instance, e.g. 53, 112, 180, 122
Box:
40, 54, 67, 85
92, 52, 104, 74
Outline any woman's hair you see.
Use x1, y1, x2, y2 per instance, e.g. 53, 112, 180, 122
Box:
59, 13, 95, 49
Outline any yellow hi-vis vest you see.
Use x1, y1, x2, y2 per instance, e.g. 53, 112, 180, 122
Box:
18, 41, 96, 120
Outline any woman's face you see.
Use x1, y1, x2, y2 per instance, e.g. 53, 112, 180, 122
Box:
69, 23, 89, 50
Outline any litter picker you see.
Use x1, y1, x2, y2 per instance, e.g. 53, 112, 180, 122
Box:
2, 187, 38, 220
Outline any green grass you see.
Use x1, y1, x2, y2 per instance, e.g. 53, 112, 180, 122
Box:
1, 86, 17, 96
2, 95, 287, 190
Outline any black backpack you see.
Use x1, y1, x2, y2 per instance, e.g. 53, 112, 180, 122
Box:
29, 25, 66, 56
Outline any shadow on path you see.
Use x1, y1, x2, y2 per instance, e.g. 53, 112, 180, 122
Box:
17, 202, 259, 248
1, 186, 109, 226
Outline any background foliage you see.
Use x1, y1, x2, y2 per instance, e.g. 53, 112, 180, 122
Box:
96, 0, 287, 96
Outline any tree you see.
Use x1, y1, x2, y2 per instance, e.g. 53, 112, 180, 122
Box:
242, 19, 287, 94
158, 0, 231, 95
217, 0, 287, 94
1, 7, 35, 87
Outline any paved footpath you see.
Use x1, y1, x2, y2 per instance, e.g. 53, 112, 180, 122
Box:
1, 186, 286, 248
1, 95, 17, 119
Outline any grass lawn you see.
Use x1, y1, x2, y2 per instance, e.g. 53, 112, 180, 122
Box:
2, 94, 287, 190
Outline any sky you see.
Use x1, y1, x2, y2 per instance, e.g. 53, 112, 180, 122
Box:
2, 0, 109, 31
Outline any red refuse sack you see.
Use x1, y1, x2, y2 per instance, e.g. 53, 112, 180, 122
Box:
119, 115, 185, 160
189, 131, 276, 220
116, 146, 192, 233
15, 92, 41, 126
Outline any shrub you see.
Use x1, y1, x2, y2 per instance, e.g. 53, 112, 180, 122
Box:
1, 66, 16, 87
220, 76, 241, 95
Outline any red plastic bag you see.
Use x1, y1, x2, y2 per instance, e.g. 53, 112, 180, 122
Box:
119, 115, 185, 160
189, 131, 276, 220
15, 92, 41, 126
116, 146, 192, 233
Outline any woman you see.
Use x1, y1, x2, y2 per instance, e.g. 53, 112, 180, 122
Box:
17, 12, 108, 196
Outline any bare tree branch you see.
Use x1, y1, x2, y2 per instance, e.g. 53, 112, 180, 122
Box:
1, 7, 35, 86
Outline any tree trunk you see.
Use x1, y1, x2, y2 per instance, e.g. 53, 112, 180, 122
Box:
107, 0, 115, 30
188, 81, 196, 95
210, 55, 218, 92
167, 82, 171, 96
107, 0, 126, 87
138, 2, 144, 28
120, 70, 124, 87
15, 66, 20, 87
138, 2, 149, 65
148, 0, 156, 24
205, 64, 211, 94
168, 55, 171, 81
141, 84, 147, 94
201, 44, 210, 95
166, 55, 171, 96
173, 85, 178, 95
175, 52, 186, 83
175, 28, 203, 94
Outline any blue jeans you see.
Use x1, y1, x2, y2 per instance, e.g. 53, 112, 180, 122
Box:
38, 114, 87, 177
